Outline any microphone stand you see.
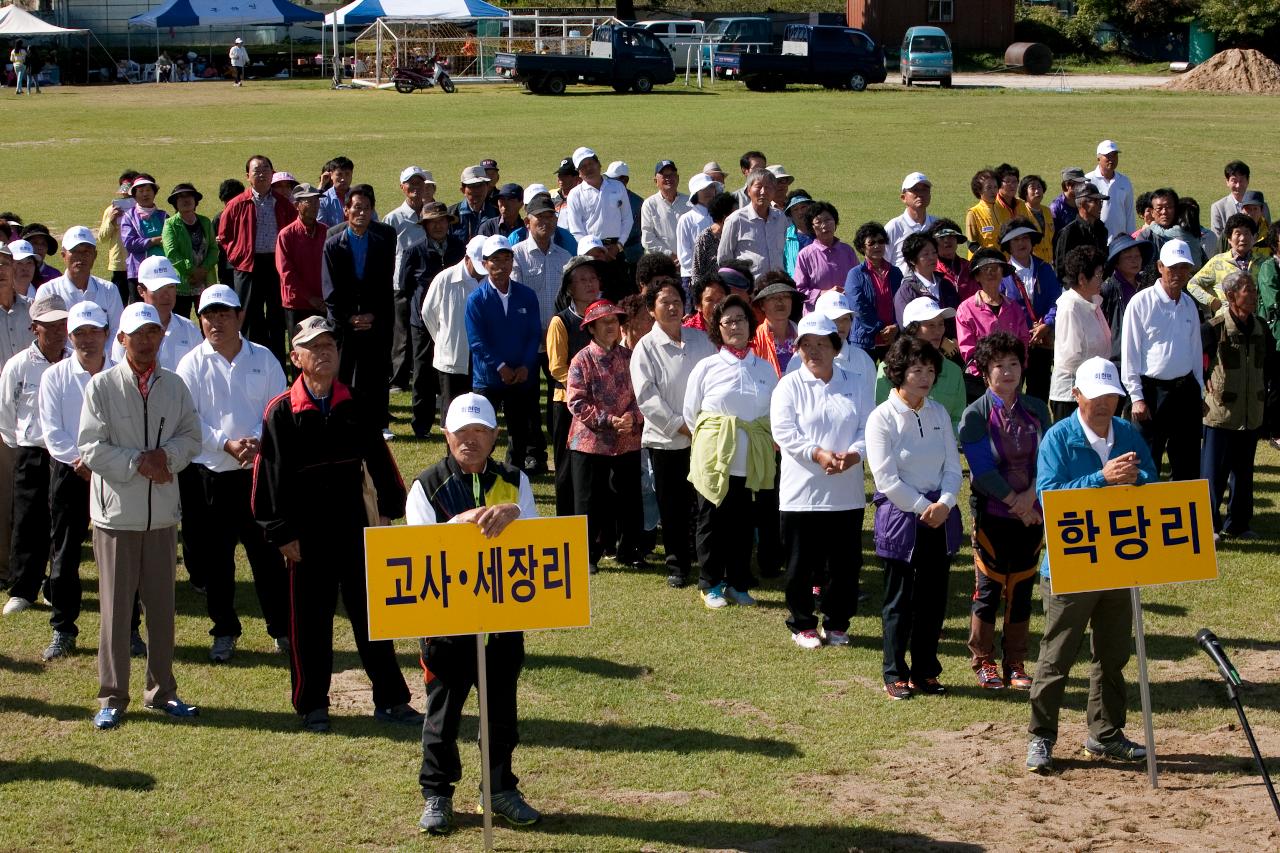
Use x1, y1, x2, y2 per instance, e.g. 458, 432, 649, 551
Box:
1206, 640, 1280, 824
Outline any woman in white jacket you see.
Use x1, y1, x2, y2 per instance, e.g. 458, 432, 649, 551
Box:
770, 313, 872, 649
1049, 245, 1111, 422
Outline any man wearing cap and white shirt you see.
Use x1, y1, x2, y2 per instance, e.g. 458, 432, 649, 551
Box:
384, 166, 437, 392
229, 37, 248, 85
0, 292, 68, 616
276, 182, 329, 334
252, 315, 420, 734
177, 285, 288, 663
449, 166, 498, 245
409, 392, 541, 835
465, 235, 545, 473
676, 174, 719, 284
641, 160, 689, 259
1086, 140, 1136, 238
109, 256, 201, 371
401, 202, 465, 438
513, 195, 573, 333
35, 301, 112, 659
79, 302, 203, 730
1120, 239, 1205, 481
43, 225, 125, 338
560, 148, 633, 259
886, 173, 937, 275
0, 245, 32, 588
717, 167, 786, 276
423, 236, 487, 426
1026, 356, 1156, 773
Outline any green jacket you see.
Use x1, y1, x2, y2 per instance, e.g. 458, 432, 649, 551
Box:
1257, 257, 1280, 349
1203, 309, 1270, 431
161, 213, 218, 296
875, 357, 965, 434
688, 411, 776, 506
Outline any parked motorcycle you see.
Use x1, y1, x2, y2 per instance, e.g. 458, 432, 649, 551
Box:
392, 56, 456, 94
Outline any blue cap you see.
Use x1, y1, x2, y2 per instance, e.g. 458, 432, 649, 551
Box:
654, 159, 677, 175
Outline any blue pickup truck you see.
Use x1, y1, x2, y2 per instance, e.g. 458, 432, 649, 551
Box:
714, 24, 887, 92
494, 24, 676, 94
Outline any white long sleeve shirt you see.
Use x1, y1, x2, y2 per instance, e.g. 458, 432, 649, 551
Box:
175, 337, 287, 472
629, 324, 716, 450
512, 238, 572, 333
717, 204, 787, 275
382, 200, 426, 292
885, 210, 937, 275
1086, 169, 1136, 237
865, 392, 962, 514
682, 349, 777, 477
640, 191, 690, 255
1119, 282, 1204, 402
422, 259, 485, 375
43, 274, 124, 339
770, 361, 871, 512
1049, 288, 1111, 403
38, 353, 112, 465
675, 204, 712, 278
109, 312, 202, 373
560, 177, 633, 242
0, 342, 64, 449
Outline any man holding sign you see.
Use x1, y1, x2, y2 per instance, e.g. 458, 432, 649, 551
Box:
406, 393, 542, 836
1026, 357, 1157, 773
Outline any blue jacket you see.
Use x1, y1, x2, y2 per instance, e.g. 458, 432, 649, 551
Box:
464, 278, 541, 390
1035, 413, 1157, 579
846, 261, 903, 352
1001, 257, 1061, 328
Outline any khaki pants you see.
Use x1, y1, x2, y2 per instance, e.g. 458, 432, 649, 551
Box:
94, 525, 179, 711
0, 440, 13, 585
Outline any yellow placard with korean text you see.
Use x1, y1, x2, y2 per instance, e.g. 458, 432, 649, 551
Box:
364, 516, 590, 641
1043, 479, 1218, 595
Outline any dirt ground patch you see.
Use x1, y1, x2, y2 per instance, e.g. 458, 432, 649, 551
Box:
603, 789, 722, 806
796, 721, 1280, 851
1165, 49, 1280, 94
328, 668, 425, 712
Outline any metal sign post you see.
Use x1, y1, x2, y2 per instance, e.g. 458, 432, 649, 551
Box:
1130, 587, 1158, 788
476, 633, 494, 851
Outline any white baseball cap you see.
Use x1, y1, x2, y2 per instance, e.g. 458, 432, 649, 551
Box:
604, 160, 629, 179
292, 315, 336, 347
61, 225, 97, 251
902, 297, 955, 326
464, 235, 487, 273
901, 172, 931, 192
523, 183, 550, 206
766, 164, 793, 181
1074, 356, 1125, 399
67, 300, 109, 332
1096, 139, 1120, 156
796, 312, 836, 340
137, 255, 181, 290
576, 235, 605, 256
234, 37, 243, 44
119, 302, 163, 334
400, 166, 435, 185
572, 146, 598, 169
688, 173, 719, 196
815, 289, 855, 320
445, 392, 498, 432
198, 284, 242, 313
460, 165, 489, 185
481, 234, 513, 260
1158, 239, 1195, 268
5, 239, 37, 261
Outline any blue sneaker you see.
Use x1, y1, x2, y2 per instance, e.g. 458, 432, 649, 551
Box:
726, 586, 757, 606
146, 698, 199, 718
93, 707, 122, 730
700, 583, 731, 609
481, 789, 541, 827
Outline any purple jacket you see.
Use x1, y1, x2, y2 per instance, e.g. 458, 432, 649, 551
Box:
119, 206, 168, 279
872, 488, 962, 561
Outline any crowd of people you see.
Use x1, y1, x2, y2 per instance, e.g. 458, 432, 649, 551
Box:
0, 142, 1275, 831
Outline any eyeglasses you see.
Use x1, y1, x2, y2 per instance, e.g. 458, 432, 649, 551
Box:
719, 316, 748, 328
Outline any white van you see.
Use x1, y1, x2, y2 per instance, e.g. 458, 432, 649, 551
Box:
633, 19, 705, 71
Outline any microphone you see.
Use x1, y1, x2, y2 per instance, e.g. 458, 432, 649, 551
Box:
1196, 629, 1242, 687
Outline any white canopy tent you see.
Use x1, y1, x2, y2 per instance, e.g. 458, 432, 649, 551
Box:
0, 5, 108, 85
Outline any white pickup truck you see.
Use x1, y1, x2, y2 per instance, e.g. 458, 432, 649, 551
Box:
632, 19, 706, 72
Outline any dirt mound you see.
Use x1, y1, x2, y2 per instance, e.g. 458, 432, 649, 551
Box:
795, 721, 1280, 851
1165, 48, 1280, 94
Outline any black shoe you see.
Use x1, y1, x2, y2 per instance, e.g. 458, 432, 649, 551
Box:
908, 678, 947, 696
302, 708, 330, 733
666, 573, 688, 589
374, 703, 425, 725
130, 631, 147, 658
588, 563, 600, 575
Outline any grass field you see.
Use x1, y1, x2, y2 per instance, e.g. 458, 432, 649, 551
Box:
2, 79, 1280, 851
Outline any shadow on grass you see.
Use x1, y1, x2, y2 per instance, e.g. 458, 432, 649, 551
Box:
0, 652, 42, 673
524, 654, 647, 680
527, 813, 983, 851
516, 717, 800, 757
0, 758, 156, 790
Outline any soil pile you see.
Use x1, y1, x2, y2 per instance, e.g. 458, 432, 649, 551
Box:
1165, 48, 1280, 94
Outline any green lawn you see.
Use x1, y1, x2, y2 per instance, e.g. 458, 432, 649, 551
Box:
1, 79, 1279, 851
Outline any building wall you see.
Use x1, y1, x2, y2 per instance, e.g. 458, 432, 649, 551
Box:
848, 0, 1015, 51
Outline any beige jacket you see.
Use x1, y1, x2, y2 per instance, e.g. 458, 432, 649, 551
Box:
77, 361, 201, 531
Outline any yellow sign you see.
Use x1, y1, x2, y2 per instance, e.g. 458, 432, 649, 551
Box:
364, 516, 590, 641
1042, 479, 1218, 595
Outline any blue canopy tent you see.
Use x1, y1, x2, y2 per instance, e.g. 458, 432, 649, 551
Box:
128, 0, 323, 78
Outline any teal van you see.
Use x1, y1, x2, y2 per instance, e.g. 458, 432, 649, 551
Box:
900, 26, 952, 88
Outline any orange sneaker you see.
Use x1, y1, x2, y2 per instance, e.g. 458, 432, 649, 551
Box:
1006, 665, 1033, 690
976, 662, 1005, 690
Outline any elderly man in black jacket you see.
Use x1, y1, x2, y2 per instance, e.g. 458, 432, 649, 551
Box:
322, 183, 397, 439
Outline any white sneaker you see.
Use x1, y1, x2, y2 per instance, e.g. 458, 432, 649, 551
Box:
793, 629, 822, 649
726, 586, 756, 606
700, 583, 731, 609
825, 630, 851, 646
3, 596, 32, 615
382, 428, 396, 442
